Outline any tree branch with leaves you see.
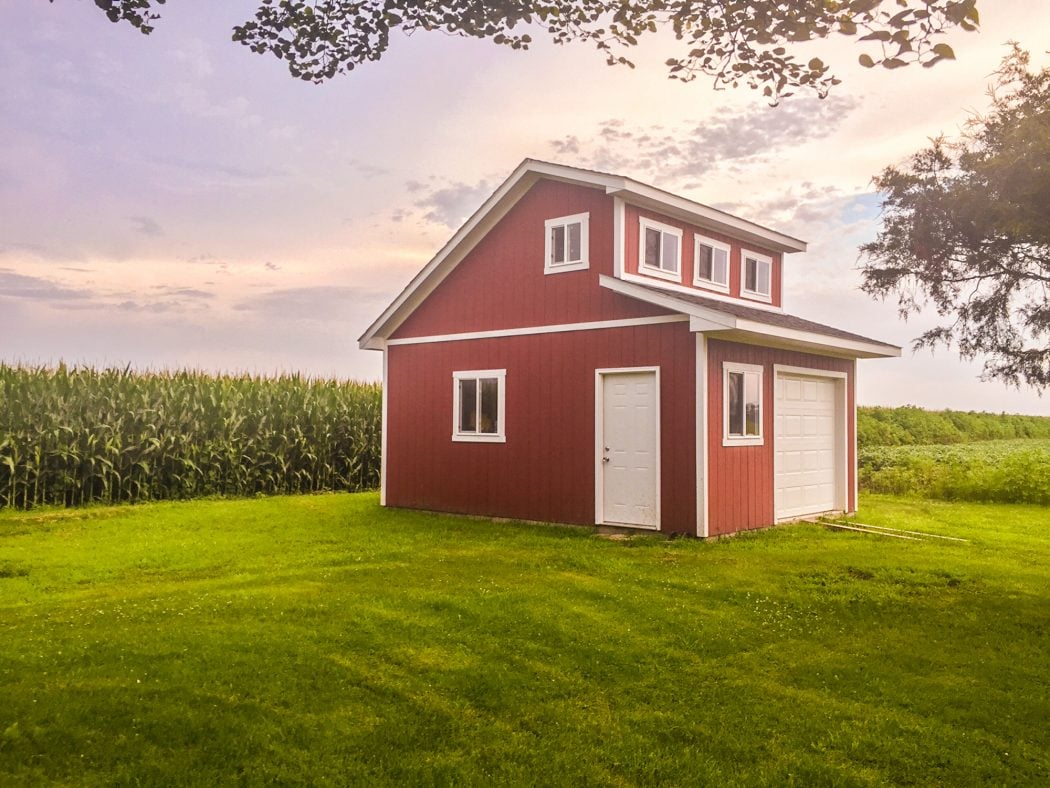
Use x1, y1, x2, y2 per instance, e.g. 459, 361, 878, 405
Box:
861, 45, 1050, 388
75, 0, 979, 101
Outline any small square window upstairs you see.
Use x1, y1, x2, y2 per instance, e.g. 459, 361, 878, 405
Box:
741, 250, 773, 302
453, 369, 506, 442
694, 234, 730, 292
723, 362, 763, 446
544, 213, 589, 274
639, 218, 683, 282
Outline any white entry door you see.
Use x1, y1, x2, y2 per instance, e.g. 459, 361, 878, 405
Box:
775, 372, 842, 519
599, 370, 659, 529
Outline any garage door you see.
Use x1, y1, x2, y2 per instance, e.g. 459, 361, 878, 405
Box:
775, 373, 842, 519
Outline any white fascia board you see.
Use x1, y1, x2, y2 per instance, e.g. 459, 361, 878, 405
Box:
603, 274, 899, 358
599, 274, 737, 329
605, 182, 807, 254
724, 321, 901, 359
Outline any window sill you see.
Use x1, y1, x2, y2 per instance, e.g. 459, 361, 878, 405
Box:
452, 434, 507, 443
722, 436, 764, 447
693, 279, 731, 294
638, 264, 681, 283
740, 289, 773, 304
544, 259, 589, 275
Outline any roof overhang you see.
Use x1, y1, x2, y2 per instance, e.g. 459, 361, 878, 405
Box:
358, 159, 808, 350
600, 276, 901, 360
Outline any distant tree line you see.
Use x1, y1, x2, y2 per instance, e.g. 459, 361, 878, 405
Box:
858, 404, 1050, 447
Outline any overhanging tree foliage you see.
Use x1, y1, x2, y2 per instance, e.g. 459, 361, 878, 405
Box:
861, 45, 1050, 388
75, 0, 980, 100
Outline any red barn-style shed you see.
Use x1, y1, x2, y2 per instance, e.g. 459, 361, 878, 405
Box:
359, 160, 899, 537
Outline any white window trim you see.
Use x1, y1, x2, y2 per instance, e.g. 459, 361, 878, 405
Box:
741, 250, 773, 303
452, 369, 506, 443
638, 218, 683, 282
693, 233, 731, 293
544, 212, 590, 274
722, 361, 764, 447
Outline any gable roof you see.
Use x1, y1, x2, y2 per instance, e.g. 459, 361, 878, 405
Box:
600, 276, 900, 359
359, 159, 808, 350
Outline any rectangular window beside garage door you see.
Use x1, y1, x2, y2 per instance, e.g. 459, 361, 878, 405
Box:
723, 362, 763, 446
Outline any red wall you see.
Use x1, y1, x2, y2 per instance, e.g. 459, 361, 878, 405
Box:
706, 339, 856, 536
386, 322, 698, 534
624, 205, 783, 307
392, 180, 668, 339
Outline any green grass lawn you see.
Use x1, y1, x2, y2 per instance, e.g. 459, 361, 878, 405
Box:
1, 494, 1048, 785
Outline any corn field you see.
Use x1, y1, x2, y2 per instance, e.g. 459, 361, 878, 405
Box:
0, 364, 381, 510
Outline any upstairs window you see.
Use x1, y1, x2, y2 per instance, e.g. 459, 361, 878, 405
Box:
723, 363, 763, 446
694, 234, 730, 292
453, 369, 506, 443
742, 251, 773, 302
544, 213, 589, 274
639, 219, 682, 282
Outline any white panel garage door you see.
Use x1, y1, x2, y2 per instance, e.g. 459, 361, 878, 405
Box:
775, 373, 841, 519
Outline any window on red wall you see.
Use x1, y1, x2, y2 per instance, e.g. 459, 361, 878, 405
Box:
639, 218, 682, 282
453, 369, 506, 443
723, 362, 763, 446
741, 251, 773, 302
544, 213, 589, 274
694, 234, 730, 292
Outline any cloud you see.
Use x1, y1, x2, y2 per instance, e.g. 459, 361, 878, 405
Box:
153, 286, 214, 299
130, 216, 163, 237
0, 241, 83, 263
0, 268, 92, 302
234, 286, 387, 322
412, 180, 493, 228
547, 94, 860, 185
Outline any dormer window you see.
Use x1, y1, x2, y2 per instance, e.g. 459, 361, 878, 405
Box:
639, 218, 682, 282
544, 213, 589, 274
741, 250, 773, 302
694, 234, 730, 292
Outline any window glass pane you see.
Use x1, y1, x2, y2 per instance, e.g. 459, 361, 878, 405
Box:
745, 258, 758, 292
551, 225, 566, 265
459, 378, 477, 433
479, 378, 499, 434
712, 248, 728, 284
757, 260, 770, 294
744, 373, 761, 436
727, 372, 744, 436
662, 233, 678, 272
567, 222, 581, 262
644, 227, 661, 268
697, 244, 713, 280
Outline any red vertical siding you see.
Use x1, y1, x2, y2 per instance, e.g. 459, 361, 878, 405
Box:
624, 204, 784, 307
392, 181, 669, 339
386, 321, 697, 534
706, 339, 856, 536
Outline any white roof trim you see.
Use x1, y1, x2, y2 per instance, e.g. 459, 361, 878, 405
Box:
598, 275, 900, 359
606, 184, 806, 254
358, 159, 807, 349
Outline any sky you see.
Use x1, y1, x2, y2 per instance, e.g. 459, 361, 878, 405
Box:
2, 0, 1048, 414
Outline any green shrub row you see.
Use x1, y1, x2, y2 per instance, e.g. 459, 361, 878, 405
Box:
859, 440, 1050, 505
0, 364, 381, 509
858, 405, 1050, 447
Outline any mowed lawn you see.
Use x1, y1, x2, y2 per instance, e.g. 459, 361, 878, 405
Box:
1, 494, 1047, 785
